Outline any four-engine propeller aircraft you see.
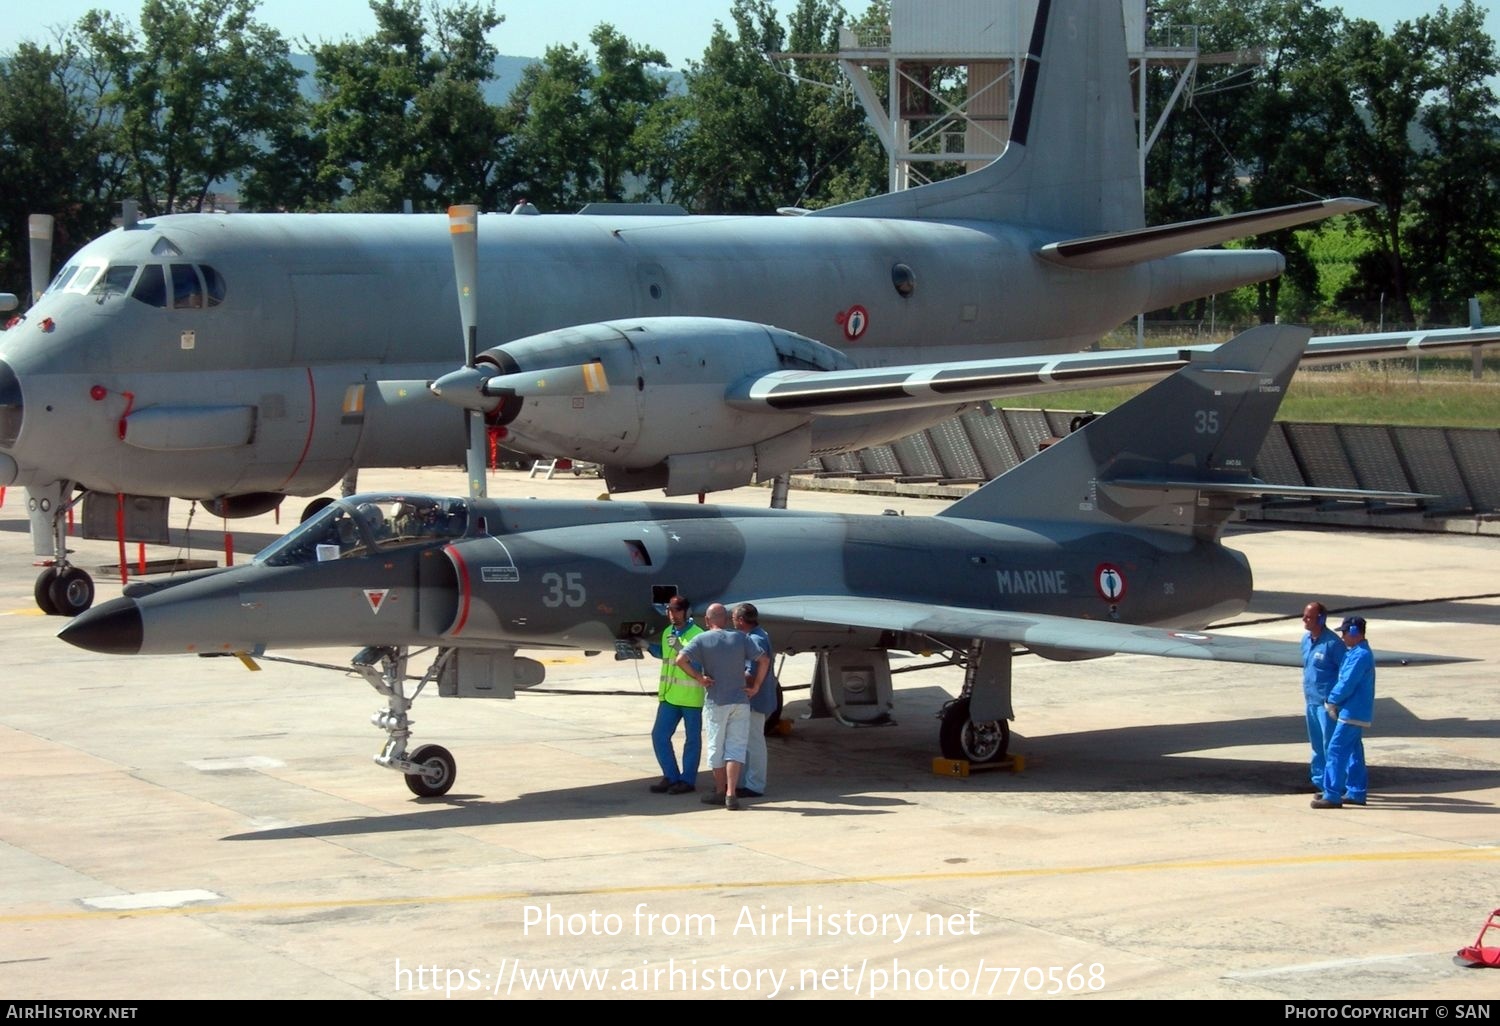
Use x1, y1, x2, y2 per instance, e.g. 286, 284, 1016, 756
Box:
59, 323, 1462, 798
12, 0, 1491, 618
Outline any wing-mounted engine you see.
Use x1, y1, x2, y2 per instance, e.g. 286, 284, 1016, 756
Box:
431, 317, 855, 495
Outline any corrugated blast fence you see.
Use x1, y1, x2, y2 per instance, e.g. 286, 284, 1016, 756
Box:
795, 408, 1500, 535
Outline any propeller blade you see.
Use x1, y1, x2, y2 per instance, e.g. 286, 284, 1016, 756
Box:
430, 361, 609, 410
28, 215, 54, 308
449, 205, 479, 367
481, 361, 610, 399
447, 204, 486, 499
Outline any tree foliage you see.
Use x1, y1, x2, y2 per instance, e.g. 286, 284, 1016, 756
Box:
307, 0, 512, 212
0, 38, 124, 293
77, 0, 301, 216
5, 0, 1500, 326
505, 24, 672, 211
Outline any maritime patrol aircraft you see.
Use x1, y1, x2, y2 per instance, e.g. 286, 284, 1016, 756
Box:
10, 0, 1466, 618
59, 323, 1459, 798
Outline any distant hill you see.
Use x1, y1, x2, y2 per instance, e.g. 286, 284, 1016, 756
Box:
288, 52, 537, 104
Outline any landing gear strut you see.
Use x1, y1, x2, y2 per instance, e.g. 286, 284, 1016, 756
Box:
355, 645, 460, 797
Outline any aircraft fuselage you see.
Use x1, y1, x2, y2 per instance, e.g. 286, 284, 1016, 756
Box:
0, 211, 1279, 499
63, 492, 1253, 658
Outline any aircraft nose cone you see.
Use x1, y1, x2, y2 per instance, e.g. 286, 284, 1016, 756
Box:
57, 597, 143, 655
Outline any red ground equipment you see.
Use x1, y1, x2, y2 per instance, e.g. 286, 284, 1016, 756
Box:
1457, 909, 1500, 967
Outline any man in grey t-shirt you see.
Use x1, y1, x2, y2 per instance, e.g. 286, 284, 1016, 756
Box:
676, 603, 769, 810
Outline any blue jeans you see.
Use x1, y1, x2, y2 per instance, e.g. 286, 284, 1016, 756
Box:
1323, 719, 1367, 803
652, 702, 702, 785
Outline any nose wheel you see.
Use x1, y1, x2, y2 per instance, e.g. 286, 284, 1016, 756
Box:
47, 567, 95, 617
404, 744, 457, 797
31, 483, 95, 616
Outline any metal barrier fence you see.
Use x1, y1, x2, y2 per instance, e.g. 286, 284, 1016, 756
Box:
798, 408, 1500, 530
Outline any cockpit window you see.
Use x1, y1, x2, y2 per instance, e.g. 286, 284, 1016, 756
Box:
46, 265, 80, 294
255, 495, 470, 568
170, 264, 203, 309
90, 264, 138, 298
202, 265, 226, 306
66, 264, 105, 294
132, 265, 167, 308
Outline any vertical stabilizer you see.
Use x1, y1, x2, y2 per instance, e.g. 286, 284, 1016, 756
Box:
811, 0, 1143, 233
937, 324, 1311, 535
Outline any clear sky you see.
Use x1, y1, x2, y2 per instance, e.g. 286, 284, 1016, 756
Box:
8, 1, 1497, 69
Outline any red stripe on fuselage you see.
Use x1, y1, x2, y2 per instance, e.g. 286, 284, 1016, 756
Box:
446, 544, 471, 636
276, 368, 318, 492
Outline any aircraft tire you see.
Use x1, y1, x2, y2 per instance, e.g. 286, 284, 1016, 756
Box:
34, 568, 60, 616
404, 744, 457, 797
938, 698, 1010, 764
763, 684, 784, 736
47, 567, 94, 617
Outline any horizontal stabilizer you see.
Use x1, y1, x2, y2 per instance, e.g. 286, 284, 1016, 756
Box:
750, 595, 1467, 668
1038, 198, 1373, 269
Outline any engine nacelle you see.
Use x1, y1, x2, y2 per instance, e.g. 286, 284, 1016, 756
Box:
479, 317, 853, 495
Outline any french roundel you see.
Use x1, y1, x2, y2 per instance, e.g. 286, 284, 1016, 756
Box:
840, 304, 869, 341
1095, 564, 1126, 602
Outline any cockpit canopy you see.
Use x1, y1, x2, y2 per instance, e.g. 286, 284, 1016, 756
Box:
256, 494, 470, 567
46, 260, 226, 309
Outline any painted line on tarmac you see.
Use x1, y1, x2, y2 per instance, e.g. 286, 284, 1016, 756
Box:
3, 845, 1496, 924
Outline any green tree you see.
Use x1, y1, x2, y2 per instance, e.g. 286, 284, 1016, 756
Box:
77, 0, 302, 215
1322, 16, 1430, 325
507, 24, 670, 210
672, 0, 882, 214
0, 37, 124, 299
309, 0, 512, 211
1405, 1, 1500, 323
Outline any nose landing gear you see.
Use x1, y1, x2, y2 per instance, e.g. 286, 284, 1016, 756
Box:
30, 482, 95, 616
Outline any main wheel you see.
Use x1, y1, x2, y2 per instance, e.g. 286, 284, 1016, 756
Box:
763, 684, 784, 736
34, 568, 60, 616
404, 744, 457, 797
48, 567, 95, 616
938, 697, 1010, 764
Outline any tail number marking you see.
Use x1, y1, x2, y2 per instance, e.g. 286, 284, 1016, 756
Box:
541, 571, 586, 608
1194, 410, 1220, 435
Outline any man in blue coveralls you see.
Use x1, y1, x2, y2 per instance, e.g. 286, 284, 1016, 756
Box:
1312, 616, 1375, 809
1300, 601, 1345, 794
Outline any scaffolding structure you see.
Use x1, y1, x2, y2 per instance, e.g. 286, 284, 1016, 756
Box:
772, 0, 1230, 194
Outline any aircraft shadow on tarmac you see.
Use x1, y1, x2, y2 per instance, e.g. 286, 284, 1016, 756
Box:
221, 690, 1499, 842
1246, 590, 1500, 627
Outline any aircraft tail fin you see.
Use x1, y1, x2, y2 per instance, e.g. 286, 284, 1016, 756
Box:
937, 324, 1311, 536
811, 0, 1143, 234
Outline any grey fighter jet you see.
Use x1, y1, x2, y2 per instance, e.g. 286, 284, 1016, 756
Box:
59, 323, 1460, 798
6, 0, 1453, 617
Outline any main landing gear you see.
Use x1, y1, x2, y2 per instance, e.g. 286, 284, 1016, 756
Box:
355, 645, 460, 797
30, 481, 95, 616
936, 641, 1014, 764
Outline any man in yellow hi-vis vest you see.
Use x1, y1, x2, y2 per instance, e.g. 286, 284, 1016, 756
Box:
648, 594, 705, 794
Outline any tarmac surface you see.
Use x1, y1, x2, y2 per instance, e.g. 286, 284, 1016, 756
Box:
1, 467, 1497, 1000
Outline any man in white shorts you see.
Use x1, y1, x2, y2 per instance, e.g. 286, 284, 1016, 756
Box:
675, 603, 769, 810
